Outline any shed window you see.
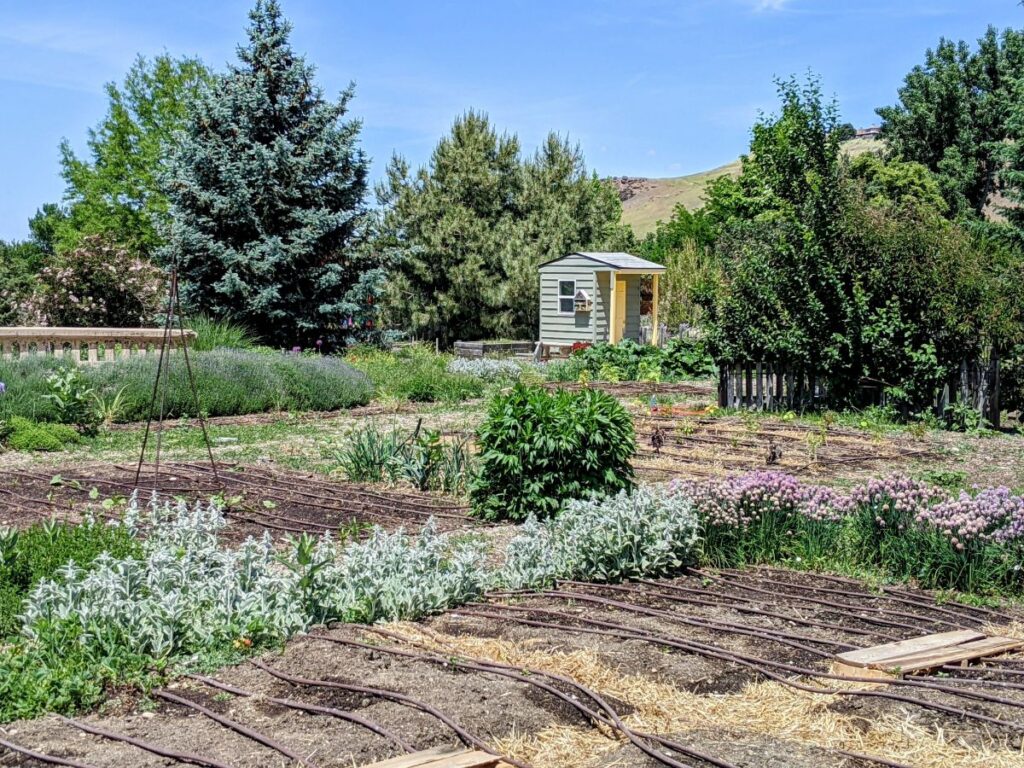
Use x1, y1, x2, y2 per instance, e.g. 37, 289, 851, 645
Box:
558, 280, 576, 314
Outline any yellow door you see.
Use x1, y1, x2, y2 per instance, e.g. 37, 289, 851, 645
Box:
614, 276, 627, 342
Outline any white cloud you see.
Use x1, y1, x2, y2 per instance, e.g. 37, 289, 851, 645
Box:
753, 0, 791, 11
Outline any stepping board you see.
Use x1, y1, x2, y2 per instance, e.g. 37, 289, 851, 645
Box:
832, 629, 1024, 678
361, 747, 514, 768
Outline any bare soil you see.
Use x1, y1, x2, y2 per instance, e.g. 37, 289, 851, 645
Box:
3, 567, 1023, 768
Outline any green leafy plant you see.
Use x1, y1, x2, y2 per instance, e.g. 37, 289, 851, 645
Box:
43, 368, 100, 436
470, 384, 636, 521
4, 417, 80, 452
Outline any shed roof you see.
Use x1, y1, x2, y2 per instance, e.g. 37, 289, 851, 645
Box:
538, 251, 666, 272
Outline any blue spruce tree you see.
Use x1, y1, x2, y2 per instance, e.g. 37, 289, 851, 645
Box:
163, 0, 379, 347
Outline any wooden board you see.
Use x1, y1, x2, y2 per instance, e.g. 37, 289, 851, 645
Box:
834, 630, 1023, 678
361, 747, 513, 768
836, 630, 983, 668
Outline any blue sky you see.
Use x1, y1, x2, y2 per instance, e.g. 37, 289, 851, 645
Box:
1, 0, 1022, 240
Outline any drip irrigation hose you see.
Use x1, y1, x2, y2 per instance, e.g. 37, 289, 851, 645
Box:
462, 602, 1024, 730
319, 632, 725, 768
153, 689, 317, 767
249, 659, 532, 768
186, 673, 414, 754
0, 735, 99, 768
57, 716, 234, 768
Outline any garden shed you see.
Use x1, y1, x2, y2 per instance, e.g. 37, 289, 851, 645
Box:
537, 252, 666, 351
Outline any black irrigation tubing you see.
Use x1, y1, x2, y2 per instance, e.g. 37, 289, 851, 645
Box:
834, 749, 912, 768
0, 735, 99, 768
569, 581, 880, 651
56, 716, 234, 768
171, 464, 467, 524
317, 632, 719, 768
723, 567, 993, 628
944, 664, 1024, 678
490, 589, 849, 658
462, 603, 1024, 726
179, 462, 472, 517
153, 689, 318, 768
186, 673, 415, 754
633, 578, 902, 642
688, 570, 960, 632
249, 659, 533, 768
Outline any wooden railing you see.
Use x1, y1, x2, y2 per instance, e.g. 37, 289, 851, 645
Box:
0, 327, 196, 365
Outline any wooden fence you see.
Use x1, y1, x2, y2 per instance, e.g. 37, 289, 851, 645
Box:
718, 356, 1001, 428
0, 327, 196, 365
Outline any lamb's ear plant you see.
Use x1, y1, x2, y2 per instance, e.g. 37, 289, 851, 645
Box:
500, 485, 700, 589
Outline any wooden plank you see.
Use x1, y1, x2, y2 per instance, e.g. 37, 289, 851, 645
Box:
362, 748, 507, 768
361, 747, 461, 768
829, 660, 897, 682
876, 636, 1024, 674
836, 630, 983, 668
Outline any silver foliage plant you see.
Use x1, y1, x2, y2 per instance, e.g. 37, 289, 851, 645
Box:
446, 356, 530, 381
500, 485, 701, 589
22, 493, 487, 659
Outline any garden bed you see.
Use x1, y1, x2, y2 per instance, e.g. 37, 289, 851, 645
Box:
0, 462, 476, 543
3, 566, 1022, 768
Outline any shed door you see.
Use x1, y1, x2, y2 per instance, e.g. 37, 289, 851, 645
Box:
613, 276, 627, 342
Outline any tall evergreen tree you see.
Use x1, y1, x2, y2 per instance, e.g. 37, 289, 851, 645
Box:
376, 111, 522, 346
163, 0, 376, 347
377, 115, 627, 344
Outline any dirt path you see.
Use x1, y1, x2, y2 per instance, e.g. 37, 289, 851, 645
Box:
3, 567, 1023, 768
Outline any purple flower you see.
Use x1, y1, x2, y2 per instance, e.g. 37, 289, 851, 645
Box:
0, 381, 5, 395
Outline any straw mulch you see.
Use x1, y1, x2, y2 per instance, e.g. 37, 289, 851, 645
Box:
378, 623, 1024, 768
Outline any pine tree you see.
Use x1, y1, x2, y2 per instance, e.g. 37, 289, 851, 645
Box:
377, 116, 627, 344
163, 0, 377, 347
376, 111, 522, 346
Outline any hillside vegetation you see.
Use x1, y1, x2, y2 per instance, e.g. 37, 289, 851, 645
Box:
621, 136, 881, 236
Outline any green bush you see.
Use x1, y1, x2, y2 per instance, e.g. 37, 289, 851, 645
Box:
4, 417, 80, 452
345, 345, 484, 403
0, 519, 139, 638
549, 338, 714, 383
470, 384, 636, 521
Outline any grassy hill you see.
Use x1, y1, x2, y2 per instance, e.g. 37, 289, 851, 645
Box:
620, 137, 882, 237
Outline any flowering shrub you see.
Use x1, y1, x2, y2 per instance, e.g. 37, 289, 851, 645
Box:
18, 235, 165, 327
501, 485, 700, 589
446, 357, 528, 382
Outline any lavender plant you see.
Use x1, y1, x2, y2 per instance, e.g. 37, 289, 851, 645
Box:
500, 485, 700, 589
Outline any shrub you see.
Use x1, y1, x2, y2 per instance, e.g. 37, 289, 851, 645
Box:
446, 356, 528, 382
470, 384, 635, 521
4, 493, 487, 721
43, 367, 100, 435
345, 345, 484, 403
83, 350, 372, 420
553, 338, 715, 383
4, 417, 80, 452
0, 357, 65, 423
500, 485, 700, 589
17, 235, 164, 327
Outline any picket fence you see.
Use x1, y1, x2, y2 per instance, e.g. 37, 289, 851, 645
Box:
717, 356, 1001, 428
